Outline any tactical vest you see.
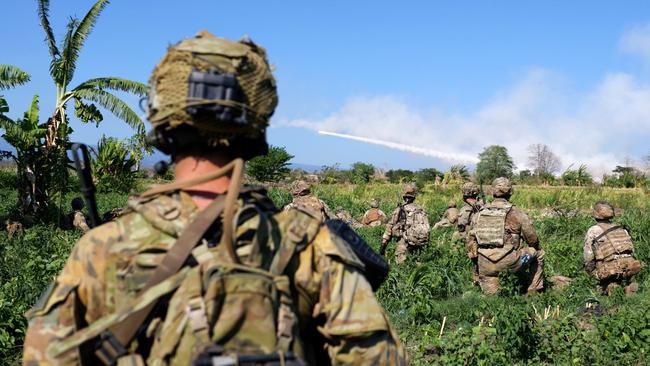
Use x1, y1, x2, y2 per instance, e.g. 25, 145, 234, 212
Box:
365, 209, 381, 223
593, 223, 635, 262
474, 204, 512, 248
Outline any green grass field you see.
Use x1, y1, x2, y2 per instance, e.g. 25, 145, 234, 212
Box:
1, 181, 649, 364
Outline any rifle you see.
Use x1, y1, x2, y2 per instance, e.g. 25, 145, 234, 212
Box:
70, 143, 102, 228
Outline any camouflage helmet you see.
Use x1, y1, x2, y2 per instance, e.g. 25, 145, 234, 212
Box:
448, 200, 457, 208
291, 180, 311, 196
146, 31, 277, 158
461, 182, 480, 198
370, 198, 380, 208
402, 184, 417, 198
492, 177, 513, 198
593, 201, 615, 220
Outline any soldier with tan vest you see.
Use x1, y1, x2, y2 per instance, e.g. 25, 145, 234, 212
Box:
468, 177, 545, 295
24, 32, 405, 365
584, 201, 641, 295
362, 199, 387, 227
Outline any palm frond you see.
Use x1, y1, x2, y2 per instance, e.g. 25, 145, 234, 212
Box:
24, 95, 40, 127
55, 17, 79, 86
61, 0, 110, 85
37, 0, 60, 59
0, 65, 31, 90
73, 77, 147, 96
73, 88, 144, 130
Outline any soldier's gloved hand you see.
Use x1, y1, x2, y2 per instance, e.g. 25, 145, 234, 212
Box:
380, 240, 388, 256
585, 261, 596, 273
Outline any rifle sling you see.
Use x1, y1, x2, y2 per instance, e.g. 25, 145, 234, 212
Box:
95, 194, 227, 365
592, 225, 624, 245
590, 225, 625, 258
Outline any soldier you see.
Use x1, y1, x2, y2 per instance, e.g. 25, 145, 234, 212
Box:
67, 197, 90, 232
334, 206, 363, 228
24, 32, 406, 365
381, 184, 430, 264
584, 201, 641, 295
283, 180, 332, 222
468, 177, 544, 295
432, 200, 459, 229
457, 182, 483, 283
361, 199, 387, 227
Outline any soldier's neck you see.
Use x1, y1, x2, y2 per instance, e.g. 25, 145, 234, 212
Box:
174, 154, 233, 210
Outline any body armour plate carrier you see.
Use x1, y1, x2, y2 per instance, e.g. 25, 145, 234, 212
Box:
593, 223, 635, 262
474, 205, 512, 248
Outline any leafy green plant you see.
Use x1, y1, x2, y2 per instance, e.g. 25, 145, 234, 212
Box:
246, 145, 294, 182
91, 136, 139, 193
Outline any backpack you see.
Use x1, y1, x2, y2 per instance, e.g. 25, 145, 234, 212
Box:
403, 204, 430, 246
474, 204, 512, 248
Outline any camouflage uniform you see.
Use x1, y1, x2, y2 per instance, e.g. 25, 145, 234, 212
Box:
583, 201, 641, 295
432, 201, 459, 229
284, 180, 332, 222
24, 33, 406, 365
468, 178, 544, 295
382, 185, 429, 264
457, 183, 483, 283
67, 198, 90, 233
361, 200, 387, 227
334, 206, 363, 228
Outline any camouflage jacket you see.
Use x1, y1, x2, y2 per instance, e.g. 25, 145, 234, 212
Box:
468, 198, 540, 262
24, 190, 406, 365
382, 202, 423, 242
283, 194, 332, 222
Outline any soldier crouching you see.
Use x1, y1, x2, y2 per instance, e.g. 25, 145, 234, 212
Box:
584, 201, 641, 295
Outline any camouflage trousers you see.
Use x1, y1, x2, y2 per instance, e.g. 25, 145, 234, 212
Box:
433, 218, 453, 230
477, 247, 545, 295
592, 257, 641, 295
395, 239, 423, 264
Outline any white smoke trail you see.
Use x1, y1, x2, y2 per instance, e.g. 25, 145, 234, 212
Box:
317, 130, 479, 164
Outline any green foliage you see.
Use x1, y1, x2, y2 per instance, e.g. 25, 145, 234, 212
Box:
562, 164, 594, 186
349, 162, 375, 184
2, 181, 650, 364
91, 136, 139, 193
386, 169, 415, 183
0, 64, 30, 91
476, 145, 515, 183
246, 145, 294, 182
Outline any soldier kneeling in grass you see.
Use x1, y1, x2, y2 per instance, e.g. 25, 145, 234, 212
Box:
583, 201, 642, 295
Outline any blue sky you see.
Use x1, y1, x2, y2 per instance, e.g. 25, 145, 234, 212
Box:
3, 1, 650, 175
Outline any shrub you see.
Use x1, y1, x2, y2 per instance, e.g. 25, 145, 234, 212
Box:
92, 136, 139, 193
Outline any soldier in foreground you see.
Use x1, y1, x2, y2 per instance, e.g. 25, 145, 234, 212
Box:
361, 199, 387, 227
432, 200, 459, 229
584, 201, 641, 295
468, 177, 544, 295
284, 180, 332, 222
381, 184, 430, 264
24, 32, 406, 365
457, 182, 483, 283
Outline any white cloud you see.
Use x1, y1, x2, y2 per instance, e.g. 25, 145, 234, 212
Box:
620, 23, 650, 61
279, 28, 650, 179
